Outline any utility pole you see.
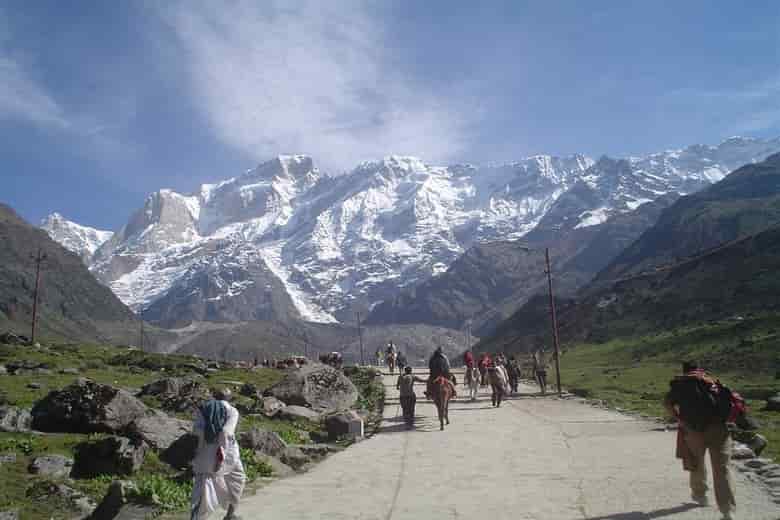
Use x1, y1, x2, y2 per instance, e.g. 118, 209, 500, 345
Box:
356, 312, 365, 366
544, 247, 562, 396
304, 338, 308, 359
139, 307, 144, 351
30, 248, 47, 346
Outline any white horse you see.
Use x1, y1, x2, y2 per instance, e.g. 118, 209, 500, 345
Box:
464, 366, 480, 401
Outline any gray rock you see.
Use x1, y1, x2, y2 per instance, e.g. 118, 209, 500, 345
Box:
239, 428, 287, 457
29, 454, 74, 478
277, 405, 321, 422
138, 377, 184, 397
86, 480, 161, 520
72, 436, 147, 478
0, 511, 18, 520
126, 409, 190, 451
324, 411, 363, 441
34, 368, 52, 376
253, 453, 294, 478
0, 406, 32, 432
160, 433, 199, 470
765, 477, 780, 488
265, 362, 358, 414
766, 394, 780, 412
292, 443, 339, 461
60, 368, 80, 375
749, 433, 768, 456
31, 380, 149, 434
27, 482, 95, 515
0, 453, 17, 464
27, 382, 42, 389
261, 396, 286, 417
731, 442, 755, 460
279, 446, 310, 471
0, 365, 6, 375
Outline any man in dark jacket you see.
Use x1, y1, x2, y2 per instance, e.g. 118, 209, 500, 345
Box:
664, 361, 735, 520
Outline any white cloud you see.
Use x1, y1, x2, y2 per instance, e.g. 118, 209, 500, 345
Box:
0, 57, 69, 128
159, 0, 469, 170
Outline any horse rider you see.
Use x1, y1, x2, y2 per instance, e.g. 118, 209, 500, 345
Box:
426, 347, 456, 399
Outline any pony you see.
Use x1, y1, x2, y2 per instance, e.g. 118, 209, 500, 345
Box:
486, 366, 509, 407
386, 351, 397, 374
464, 366, 480, 401
430, 376, 454, 430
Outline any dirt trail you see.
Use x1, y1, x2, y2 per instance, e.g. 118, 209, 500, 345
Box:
238, 369, 778, 519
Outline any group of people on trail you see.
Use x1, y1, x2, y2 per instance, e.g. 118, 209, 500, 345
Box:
464, 349, 549, 395
375, 342, 407, 372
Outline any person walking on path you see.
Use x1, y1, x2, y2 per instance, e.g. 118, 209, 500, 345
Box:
426, 347, 456, 399
532, 349, 548, 395
396, 366, 427, 428
375, 348, 383, 367
463, 349, 475, 369
506, 356, 521, 394
478, 352, 491, 386
664, 361, 736, 520
190, 388, 246, 520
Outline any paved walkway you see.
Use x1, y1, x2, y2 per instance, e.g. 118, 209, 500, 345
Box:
238, 369, 778, 519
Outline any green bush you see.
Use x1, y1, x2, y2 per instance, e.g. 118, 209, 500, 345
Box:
131, 474, 192, 512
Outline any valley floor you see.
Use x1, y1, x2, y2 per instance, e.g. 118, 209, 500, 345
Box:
235, 369, 778, 519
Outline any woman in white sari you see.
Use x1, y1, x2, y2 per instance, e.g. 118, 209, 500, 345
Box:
190, 389, 246, 520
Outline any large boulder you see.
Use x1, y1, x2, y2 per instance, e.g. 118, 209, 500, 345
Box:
138, 377, 185, 398
766, 394, 780, 412
141, 378, 209, 414
72, 436, 147, 478
264, 362, 358, 414
239, 428, 287, 457
160, 433, 199, 470
0, 406, 32, 433
126, 410, 190, 451
279, 446, 311, 471
324, 411, 364, 441
31, 379, 148, 434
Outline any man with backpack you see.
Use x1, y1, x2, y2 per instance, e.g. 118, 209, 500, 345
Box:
664, 361, 736, 520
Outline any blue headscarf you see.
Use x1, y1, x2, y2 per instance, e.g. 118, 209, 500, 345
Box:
199, 399, 227, 444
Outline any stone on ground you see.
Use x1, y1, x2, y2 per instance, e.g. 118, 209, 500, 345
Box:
126, 409, 190, 451
28, 454, 74, 478
765, 394, 780, 412
0, 406, 32, 432
277, 405, 321, 422
31, 379, 148, 434
324, 411, 364, 441
239, 428, 287, 457
261, 396, 286, 417
265, 362, 358, 414
72, 436, 147, 478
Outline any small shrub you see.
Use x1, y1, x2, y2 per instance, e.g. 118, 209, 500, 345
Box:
131, 474, 191, 512
240, 448, 274, 481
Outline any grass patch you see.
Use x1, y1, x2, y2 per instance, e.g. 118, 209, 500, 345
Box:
558, 317, 780, 460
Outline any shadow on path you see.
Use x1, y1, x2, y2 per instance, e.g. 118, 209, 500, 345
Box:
585, 504, 700, 520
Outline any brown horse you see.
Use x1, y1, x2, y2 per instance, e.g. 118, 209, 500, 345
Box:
386, 351, 397, 374
431, 376, 453, 430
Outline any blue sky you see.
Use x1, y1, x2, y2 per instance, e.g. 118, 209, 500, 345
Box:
2, 1, 779, 230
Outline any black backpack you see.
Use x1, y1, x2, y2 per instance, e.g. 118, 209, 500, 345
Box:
667, 376, 731, 432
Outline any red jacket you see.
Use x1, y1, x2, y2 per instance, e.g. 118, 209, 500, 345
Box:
463, 351, 474, 368
478, 354, 491, 368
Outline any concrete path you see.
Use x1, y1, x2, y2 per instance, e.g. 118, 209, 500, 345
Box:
239, 369, 778, 520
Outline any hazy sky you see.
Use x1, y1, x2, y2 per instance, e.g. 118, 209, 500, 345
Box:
2, 1, 779, 230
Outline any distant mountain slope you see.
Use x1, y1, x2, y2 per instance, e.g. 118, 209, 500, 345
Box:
366, 194, 677, 336
0, 203, 137, 343
40, 213, 113, 264
480, 152, 780, 352
595, 152, 780, 284
46, 137, 780, 328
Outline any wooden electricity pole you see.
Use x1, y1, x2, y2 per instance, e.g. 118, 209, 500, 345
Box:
356, 312, 365, 366
30, 248, 47, 345
544, 247, 562, 396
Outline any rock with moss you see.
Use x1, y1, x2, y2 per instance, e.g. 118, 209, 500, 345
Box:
239, 428, 287, 457
264, 362, 358, 414
126, 410, 190, 451
31, 379, 148, 434
72, 436, 147, 478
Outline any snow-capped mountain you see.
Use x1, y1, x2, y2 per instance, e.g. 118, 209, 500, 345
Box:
41, 213, 113, 264
45, 137, 780, 327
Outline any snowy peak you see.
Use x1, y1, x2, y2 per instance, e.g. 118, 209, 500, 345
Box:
40, 213, 113, 264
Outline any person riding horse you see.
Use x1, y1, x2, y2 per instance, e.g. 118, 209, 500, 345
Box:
426, 347, 456, 399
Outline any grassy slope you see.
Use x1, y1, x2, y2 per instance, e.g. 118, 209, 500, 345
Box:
0, 342, 285, 519
557, 315, 780, 460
